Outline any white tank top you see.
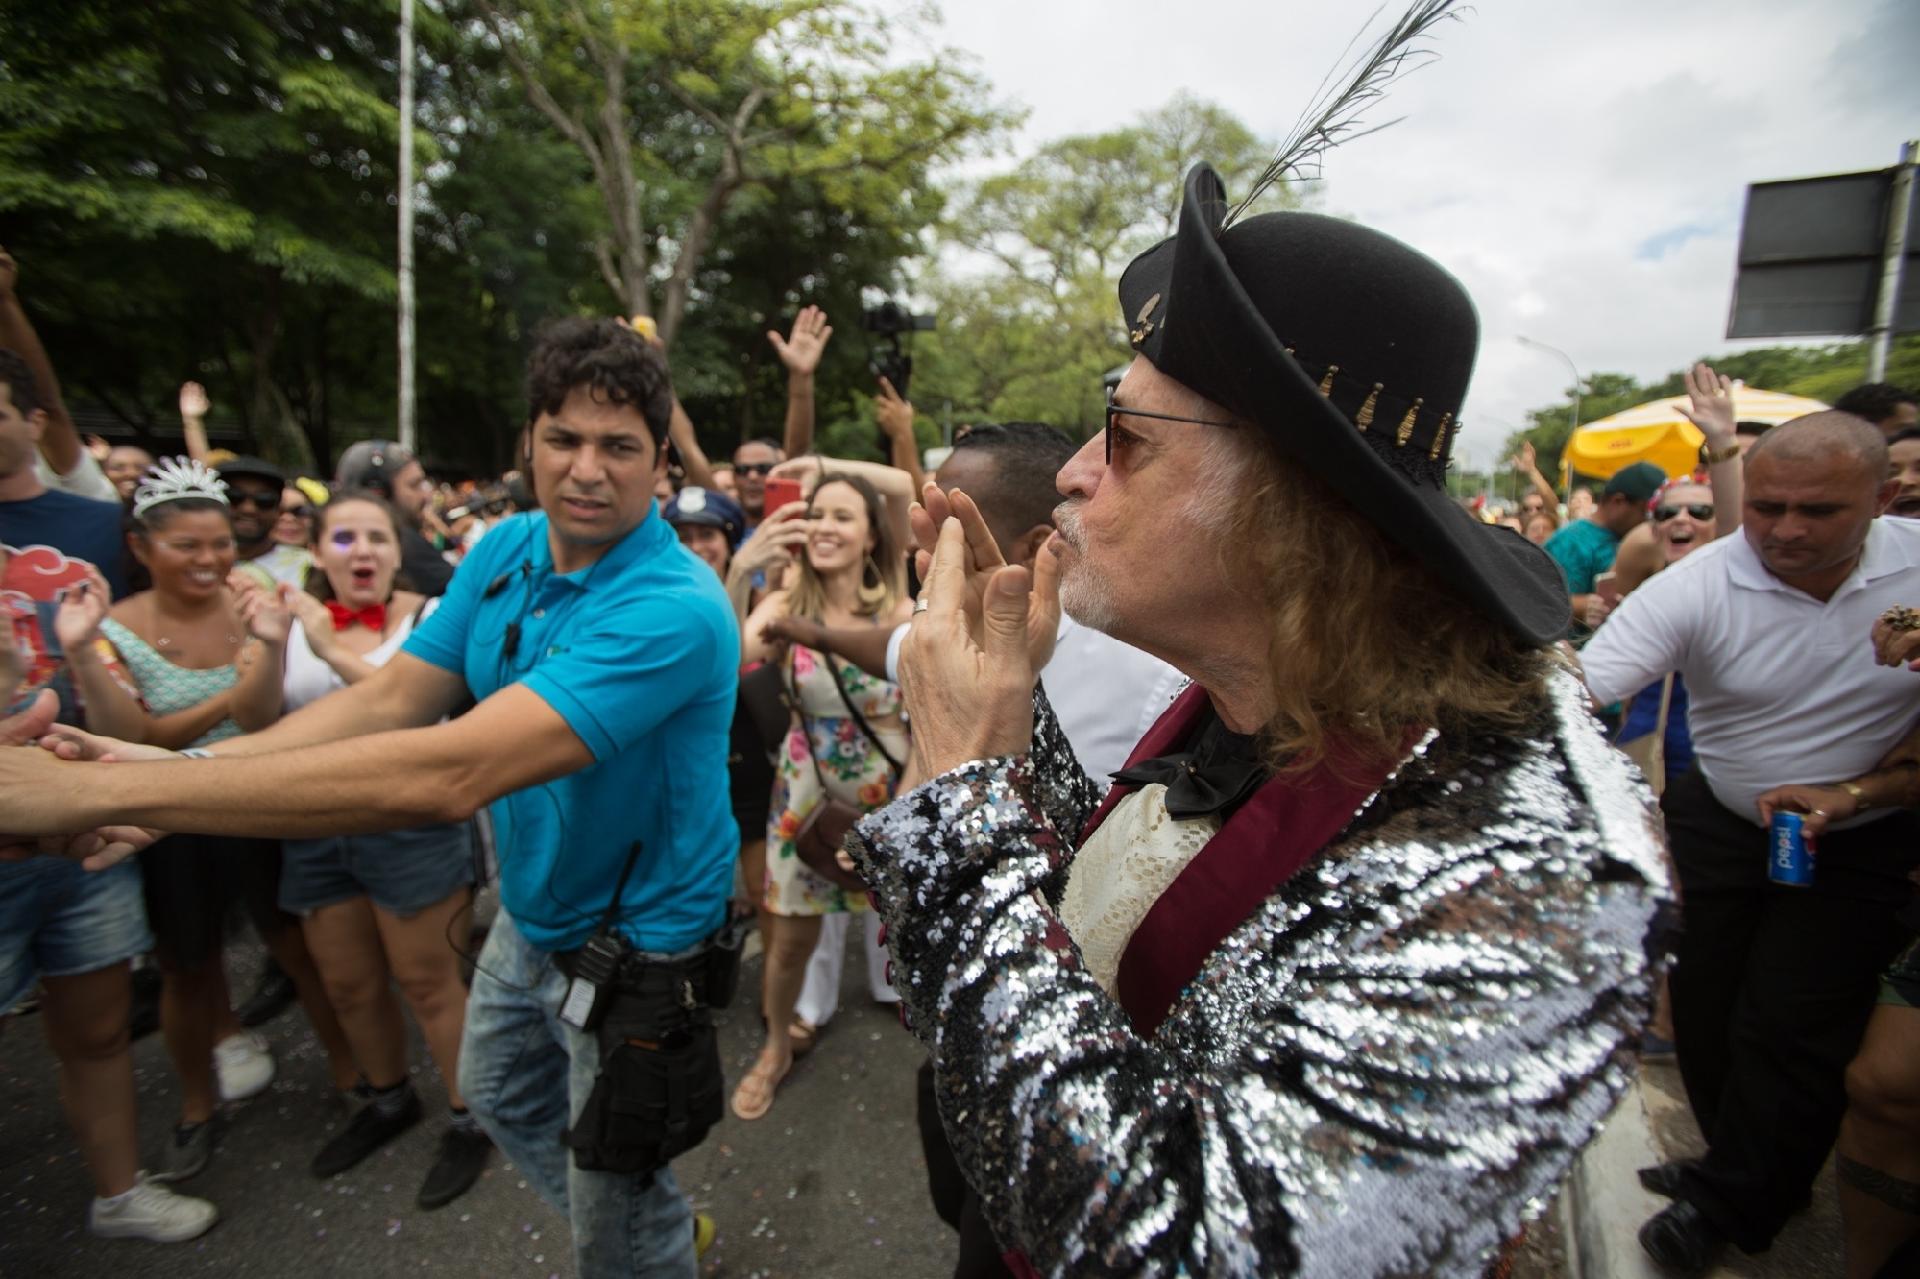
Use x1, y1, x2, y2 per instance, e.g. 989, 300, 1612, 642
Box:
282, 599, 436, 712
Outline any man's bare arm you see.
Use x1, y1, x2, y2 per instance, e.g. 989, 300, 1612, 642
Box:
1, 682, 589, 841
206, 651, 467, 758
0, 247, 81, 475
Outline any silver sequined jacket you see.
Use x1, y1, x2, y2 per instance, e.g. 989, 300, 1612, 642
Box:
848, 671, 1668, 1277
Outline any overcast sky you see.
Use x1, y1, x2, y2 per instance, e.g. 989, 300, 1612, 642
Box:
917, 0, 1919, 465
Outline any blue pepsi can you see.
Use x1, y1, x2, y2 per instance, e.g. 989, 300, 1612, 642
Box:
1768, 811, 1815, 887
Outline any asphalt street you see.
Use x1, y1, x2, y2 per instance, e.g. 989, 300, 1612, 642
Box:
0, 906, 952, 1278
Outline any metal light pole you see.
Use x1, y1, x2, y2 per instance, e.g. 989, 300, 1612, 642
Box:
1517, 335, 1582, 492
396, 0, 417, 452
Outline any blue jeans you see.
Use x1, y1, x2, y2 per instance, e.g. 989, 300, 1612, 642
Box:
458, 911, 695, 1279
0, 856, 152, 1012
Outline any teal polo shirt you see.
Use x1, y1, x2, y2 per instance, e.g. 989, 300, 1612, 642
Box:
1543, 518, 1622, 595
404, 507, 739, 954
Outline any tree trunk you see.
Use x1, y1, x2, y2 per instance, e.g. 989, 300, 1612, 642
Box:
244, 272, 317, 473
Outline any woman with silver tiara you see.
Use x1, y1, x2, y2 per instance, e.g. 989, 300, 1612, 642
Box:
846, 157, 1669, 1277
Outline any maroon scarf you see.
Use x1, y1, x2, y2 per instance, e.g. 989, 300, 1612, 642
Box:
1080, 685, 1396, 1037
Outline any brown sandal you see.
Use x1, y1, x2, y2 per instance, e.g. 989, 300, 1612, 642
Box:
730, 1050, 790, 1121
788, 1018, 819, 1058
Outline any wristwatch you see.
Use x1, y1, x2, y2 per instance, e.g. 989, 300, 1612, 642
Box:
1703, 441, 1741, 465
1838, 780, 1868, 805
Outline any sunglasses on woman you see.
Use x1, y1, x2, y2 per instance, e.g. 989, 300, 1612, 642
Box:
1653, 503, 1713, 522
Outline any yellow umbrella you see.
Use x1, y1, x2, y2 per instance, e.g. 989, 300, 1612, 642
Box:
1561, 386, 1829, 485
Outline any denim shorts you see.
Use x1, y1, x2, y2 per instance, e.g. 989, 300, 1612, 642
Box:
280, 822, 478, 919
0, 856, 153, 1012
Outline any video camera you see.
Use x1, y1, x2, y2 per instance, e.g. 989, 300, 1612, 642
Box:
861, 301, 936, 402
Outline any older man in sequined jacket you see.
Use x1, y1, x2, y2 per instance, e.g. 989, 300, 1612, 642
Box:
846, 163, 1669, 1278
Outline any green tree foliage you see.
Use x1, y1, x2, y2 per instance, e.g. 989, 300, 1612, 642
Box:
908, 93, 1301, 438
465, 0, 1009, 340
1505, 334, 1920, 486
0, 0, 417, 471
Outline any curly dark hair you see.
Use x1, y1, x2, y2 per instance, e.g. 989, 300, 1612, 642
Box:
524, 317, 673, 445
1832, 381, 1918, 427
0, 348, 43, 418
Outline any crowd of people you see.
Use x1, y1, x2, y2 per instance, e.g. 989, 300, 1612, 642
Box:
1, 150, 1917, 1279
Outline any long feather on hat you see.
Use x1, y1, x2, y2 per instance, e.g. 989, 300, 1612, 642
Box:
1225, 0, 1466, 227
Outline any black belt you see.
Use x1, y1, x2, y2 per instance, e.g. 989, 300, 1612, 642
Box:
552, 944, 713, 1013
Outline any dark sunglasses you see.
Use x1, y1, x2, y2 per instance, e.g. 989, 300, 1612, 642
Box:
1103, 394, 1233, 463
1653, 503, 1714, 522
228, 490, 280, 509
280, 503, 315, 520
735, 462, 776, 476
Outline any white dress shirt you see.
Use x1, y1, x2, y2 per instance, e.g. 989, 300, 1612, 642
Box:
1581, 518, 1920, 826
886, 614, 1185, 790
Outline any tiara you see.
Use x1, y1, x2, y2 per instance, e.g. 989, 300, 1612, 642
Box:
132, 457, 230, 519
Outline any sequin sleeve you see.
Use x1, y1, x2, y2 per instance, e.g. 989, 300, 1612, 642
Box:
1027, 679, 1103, 851
848, 672, 1666, 1277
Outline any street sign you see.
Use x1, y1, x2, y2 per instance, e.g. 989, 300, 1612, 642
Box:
1728, 158, 1920, 341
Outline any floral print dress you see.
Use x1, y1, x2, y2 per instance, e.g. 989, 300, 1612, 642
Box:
764, 642, 906, 916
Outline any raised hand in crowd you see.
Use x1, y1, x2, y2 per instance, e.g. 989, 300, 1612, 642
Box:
875, 375, 926, 495
766, 304, 832, 378
0, 243, 102, 491
1510, 439, 1559, 515
771, 305, 832, 458
1676, 361, 1743, 535
178, 380, 212, 462
1871, 605, 1920, 671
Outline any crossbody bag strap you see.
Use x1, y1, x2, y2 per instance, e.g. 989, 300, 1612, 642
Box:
596, 838, 649, 937
821, 649, 902, 778
787, 646, 836, 797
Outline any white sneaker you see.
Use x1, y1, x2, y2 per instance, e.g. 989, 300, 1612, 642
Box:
89, 1173, 219, 1243
213, 1030, 276, 1101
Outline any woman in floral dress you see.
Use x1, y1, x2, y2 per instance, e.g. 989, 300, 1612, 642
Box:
735, 464, 913, 1119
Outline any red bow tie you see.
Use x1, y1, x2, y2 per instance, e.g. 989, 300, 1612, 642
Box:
325, 600, 387, 632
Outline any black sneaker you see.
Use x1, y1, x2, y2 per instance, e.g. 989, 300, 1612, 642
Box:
236, 960, 297, 1028
150, 1119, 215, 1184
311, 1087, 422, 1178
416, 1124, 491, 1209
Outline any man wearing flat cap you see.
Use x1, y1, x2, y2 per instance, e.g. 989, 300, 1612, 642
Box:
848, 165, 1668, 1276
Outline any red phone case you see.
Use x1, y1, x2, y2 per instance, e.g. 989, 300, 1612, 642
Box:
763, 477, 804, 517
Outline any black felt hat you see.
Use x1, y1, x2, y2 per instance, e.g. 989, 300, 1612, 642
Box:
1119, 164, 1570, 645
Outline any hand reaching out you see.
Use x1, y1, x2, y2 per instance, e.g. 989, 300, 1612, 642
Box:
767, 305, 833, 378
1513, 440, 1537, 472
179, 381, 210, 421
876, 377, 915, 441
1676, 362, 1736, 447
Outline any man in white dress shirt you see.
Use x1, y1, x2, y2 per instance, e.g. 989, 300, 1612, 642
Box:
1581, 410, 1920, 1271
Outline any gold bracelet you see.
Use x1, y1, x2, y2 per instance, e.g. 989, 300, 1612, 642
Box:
1839, 781, 1868, 804
1703, 441, 1741, 465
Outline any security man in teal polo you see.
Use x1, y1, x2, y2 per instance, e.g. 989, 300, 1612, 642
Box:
0, 318, 738, 1277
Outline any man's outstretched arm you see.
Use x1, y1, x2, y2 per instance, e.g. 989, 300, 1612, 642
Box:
4, 680, 591, 843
